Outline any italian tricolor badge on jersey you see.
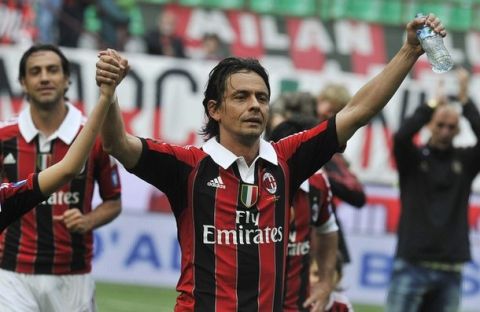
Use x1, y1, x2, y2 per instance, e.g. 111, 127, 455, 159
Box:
240, 184, 258, 208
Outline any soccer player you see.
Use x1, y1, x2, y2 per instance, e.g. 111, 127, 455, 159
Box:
0, 45, 123, 312
269, 118, 339, 311
97, 14, 447, 311
0, 60, 120, 232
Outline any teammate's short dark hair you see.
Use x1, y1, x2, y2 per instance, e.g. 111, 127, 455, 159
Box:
200, 57, 270, 140
18, 44, 71, 81
268, 115, 319, 142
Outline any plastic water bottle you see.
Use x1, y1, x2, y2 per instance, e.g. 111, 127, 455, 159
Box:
415, 13, 453, 73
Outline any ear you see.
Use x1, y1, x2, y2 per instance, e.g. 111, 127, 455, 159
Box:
20, 78, 27, 93
207, 100, 221, 121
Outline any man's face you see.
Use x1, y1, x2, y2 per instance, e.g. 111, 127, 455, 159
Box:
20, 51, 69, 110
210, 71, 270, 145
429, 106, 459, 150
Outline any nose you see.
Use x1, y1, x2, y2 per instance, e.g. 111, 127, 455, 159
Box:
249, 95, 260, 110
39, 69, 50, 83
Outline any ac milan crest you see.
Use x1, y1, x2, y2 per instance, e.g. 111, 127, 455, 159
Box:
262, 172, 277, 194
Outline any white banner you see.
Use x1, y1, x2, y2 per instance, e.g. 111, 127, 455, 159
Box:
2, 44, 480, 201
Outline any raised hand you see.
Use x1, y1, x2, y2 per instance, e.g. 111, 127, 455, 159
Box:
405, 13, 446, 56
96, 49, 129, 93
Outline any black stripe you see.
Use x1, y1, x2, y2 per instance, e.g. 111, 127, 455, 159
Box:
271, 164, 286, 311
193, 159, 218, 312
1, 137, 20, 270
34, 141, 55, 273
69, 158, 89, 272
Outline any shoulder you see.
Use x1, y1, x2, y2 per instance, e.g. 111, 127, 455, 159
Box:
0, 117, 20, 138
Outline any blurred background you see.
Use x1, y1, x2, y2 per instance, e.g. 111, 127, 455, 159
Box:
0, 0, 479, 311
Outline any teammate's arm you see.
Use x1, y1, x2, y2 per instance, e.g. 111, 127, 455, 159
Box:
305, 231, 338, 311
96, 50, 142, 169
335, 14, 445, 146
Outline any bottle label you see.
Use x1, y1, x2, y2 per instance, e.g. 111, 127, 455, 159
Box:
417, 27, 435, 40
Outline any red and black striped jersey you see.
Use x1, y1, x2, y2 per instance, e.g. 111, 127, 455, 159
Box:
283, 171, 337, 312
0, 104, 121, 274
0, 173, 45, 232
324, 291, 354, 312
129, 118, 339, 311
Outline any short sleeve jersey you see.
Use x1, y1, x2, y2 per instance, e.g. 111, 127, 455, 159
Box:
129, 118, 339, 311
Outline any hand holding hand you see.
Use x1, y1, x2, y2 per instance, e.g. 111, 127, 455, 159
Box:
96, 49, 129, 98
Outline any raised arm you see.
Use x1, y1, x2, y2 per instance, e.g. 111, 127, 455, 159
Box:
37, 69, 120, 196
336, 14, 446, 146
96, 50, 142, 169
456, 67, 480, 139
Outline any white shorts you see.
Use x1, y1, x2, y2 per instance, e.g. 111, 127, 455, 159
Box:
0, 268, 96, 312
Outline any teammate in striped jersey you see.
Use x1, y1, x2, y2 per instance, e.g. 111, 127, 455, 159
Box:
0, 45, 123, 312
0, 61, 120, 232
97, 15, 447, 311
269, 118, 339, 312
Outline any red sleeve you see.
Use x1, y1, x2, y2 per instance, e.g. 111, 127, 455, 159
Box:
0, 173, 46, 232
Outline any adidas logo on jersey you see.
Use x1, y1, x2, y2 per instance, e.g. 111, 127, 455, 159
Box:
3, 153, 16, 165
207, 176, 226, 189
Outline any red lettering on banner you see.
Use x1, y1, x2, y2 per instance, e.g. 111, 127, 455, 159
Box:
361, 124, 395, 169
412, 58, 433, 80
287, 18, 326, 70
228, 11, 264, 58
351, 24, 386, 75
6, 97, 24, 116
122, 108, 141, 135
469, 204, 480, 231
153, 107, 196, 145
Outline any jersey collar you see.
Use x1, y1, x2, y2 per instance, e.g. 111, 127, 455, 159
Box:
202, 137, 278, 169
18, 102, 83, 144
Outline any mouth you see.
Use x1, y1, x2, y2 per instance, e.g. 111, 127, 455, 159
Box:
38, 88, 55, 94
244, 117, 262, 124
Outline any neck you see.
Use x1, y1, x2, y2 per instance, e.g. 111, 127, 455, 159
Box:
219, 135, 260, 166
30, 101, 68, 137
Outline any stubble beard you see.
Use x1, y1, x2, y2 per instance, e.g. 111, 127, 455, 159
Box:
29, 92, 64, 111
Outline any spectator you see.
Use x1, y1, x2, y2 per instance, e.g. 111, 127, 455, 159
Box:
316, 83, 366, 264
145, 9, 185, 57
386, 67, 480, 312
0, 0, 36, 45
81, 0, 145, 51
35, 0, 62, 44
192, 33, 229, 60
57, 0, 93, 47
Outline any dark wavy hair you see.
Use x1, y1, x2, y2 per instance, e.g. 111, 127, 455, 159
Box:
200, 57, 270, 140
18, 44, 71, 82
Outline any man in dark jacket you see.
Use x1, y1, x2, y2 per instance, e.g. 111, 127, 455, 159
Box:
387, 67, 480, 312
